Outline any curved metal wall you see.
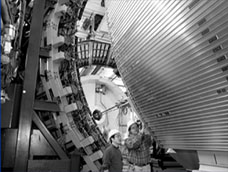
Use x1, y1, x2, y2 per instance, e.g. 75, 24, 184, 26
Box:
106, 0, 228, 151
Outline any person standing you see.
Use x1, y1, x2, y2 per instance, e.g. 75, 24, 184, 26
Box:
124, 120, 152, 172
101, 129, 123, 172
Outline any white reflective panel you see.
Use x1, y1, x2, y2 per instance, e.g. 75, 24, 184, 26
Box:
85, 44, 89, 58
77, 46, 82, 59
93, 43, 97, 57
97, 43, 101, 57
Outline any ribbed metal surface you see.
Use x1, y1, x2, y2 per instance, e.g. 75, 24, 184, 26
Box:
107, 0, 228, 151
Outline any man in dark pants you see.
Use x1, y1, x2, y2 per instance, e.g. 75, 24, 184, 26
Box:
101, 129, 123, 172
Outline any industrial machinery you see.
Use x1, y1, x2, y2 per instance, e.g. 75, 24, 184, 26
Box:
1, 0, 228, 172
2, 0, 110, 171
105, 1, 228, 172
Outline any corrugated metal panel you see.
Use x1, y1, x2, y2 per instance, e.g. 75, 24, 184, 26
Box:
107, 0, 228, 151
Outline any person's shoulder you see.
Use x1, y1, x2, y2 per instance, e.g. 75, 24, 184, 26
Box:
105, 143, 111, 148
105, 144, 114, 151
104, 145, 118, 157
103, 144, 113, 156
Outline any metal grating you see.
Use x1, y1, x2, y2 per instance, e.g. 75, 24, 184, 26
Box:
107, 0, 228, 151
77, 40, 113, 68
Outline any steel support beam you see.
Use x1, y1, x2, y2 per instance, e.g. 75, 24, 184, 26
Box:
33, 100, 60, 112
1, 129, 18, 169
32, 111, 68, 159
28, 160, 71, 172
13, 0, 46, 171
39, 47, 51, 59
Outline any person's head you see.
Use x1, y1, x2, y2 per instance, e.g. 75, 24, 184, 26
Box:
127, 121, 139, 135
108, 129, 122, 146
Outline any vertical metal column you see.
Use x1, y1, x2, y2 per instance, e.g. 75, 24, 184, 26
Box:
13, 0, 46, 171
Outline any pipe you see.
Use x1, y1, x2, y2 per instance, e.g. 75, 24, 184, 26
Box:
1, 0, 12, 25
101, 101, 129, 114
14, 0, 26, 50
